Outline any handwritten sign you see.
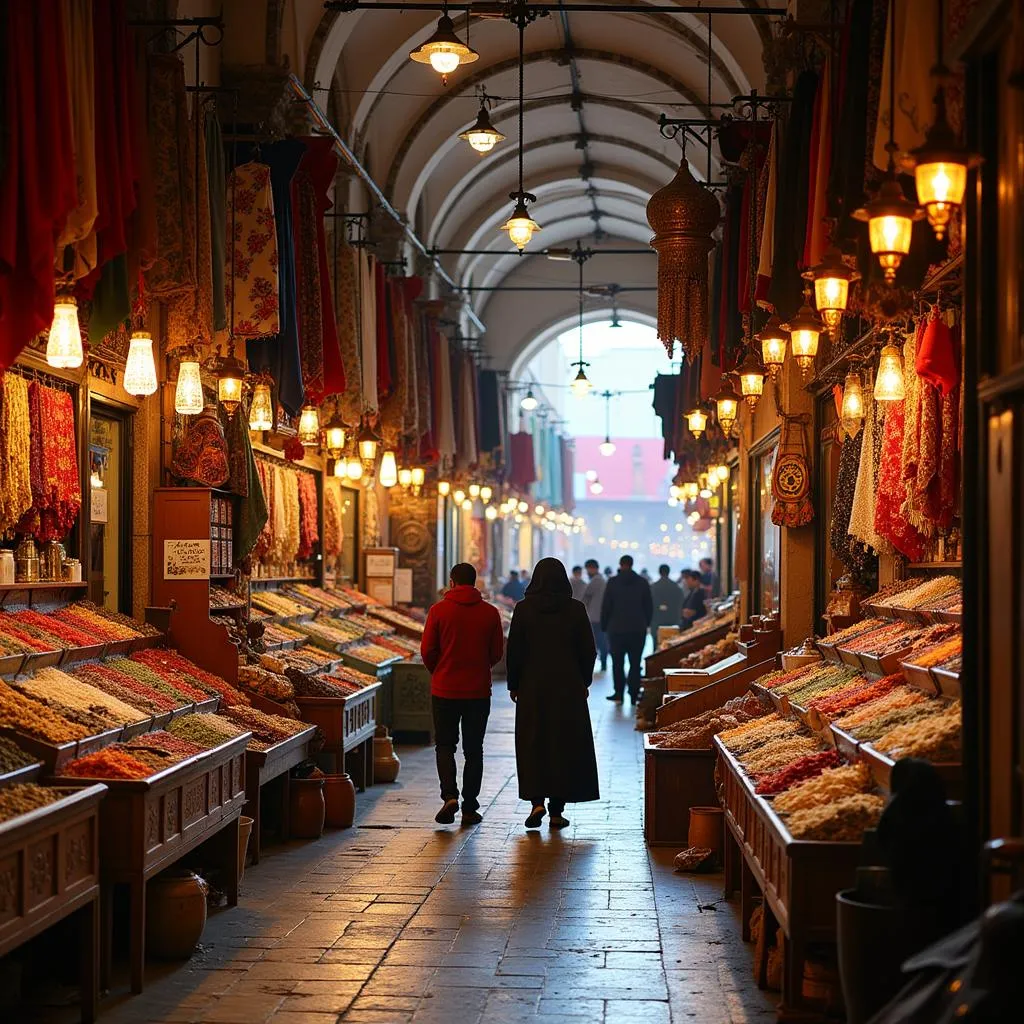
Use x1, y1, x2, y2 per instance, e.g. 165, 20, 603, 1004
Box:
393, 568, 413, 604
366, 577, 394, 605
164, 540, 210, 580
90, 487, 108, 524
365, 552, 396, 577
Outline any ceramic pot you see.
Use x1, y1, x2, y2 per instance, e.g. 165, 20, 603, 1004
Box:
323, 773, 356, 829
836, 888, 907, 1024
373, 727, 401, 783
145, 871, 208, 959
687, 806, 724, 856
237, 815, 254, 882
289, 776, 326, 838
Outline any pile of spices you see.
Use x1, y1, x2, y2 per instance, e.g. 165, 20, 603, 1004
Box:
875, 575, 960, 610
223, 705, 307, 745
740, 735, 824, 776
11, 609, 97, 648
60, 747, 157, 780
345, 643, 395, 666
168, 713, 247, 749
848, 700, 946, 742
0, 735, 37, 773
772, 763, 873, 813
0, 783, 62, 823
833, 686, 929, 731
132, 649, 250, 706
0, 679, 89, 743
14, 667, 148, 726
807, 674, 901, 718
910, 635, 962, 668
755, 750, 842, 795
126, 731, 206, 758
785, 793, 887, 841
70, 662, 182, 712
292, 674, 354, 698
719, 713, 797, 755
106, 657, 214, 704
80, 601, 161, 637
53, 603, 140, 641
329, 664, 378, 689
776, 666, 863, 707
821, 618, 889, 646
873, 703, 962, 762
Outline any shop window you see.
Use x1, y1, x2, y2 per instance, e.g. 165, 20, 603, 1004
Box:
750, 436, 781, 615
88, 403, 133, 613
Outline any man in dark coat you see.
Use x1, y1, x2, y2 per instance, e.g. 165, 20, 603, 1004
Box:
421, 563, 504, 826
506, 558, 599, 830
600, 554, 653, 705
649, 563, 684, 646
680, 569, 707, 630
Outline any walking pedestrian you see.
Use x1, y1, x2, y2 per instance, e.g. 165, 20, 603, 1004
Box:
421, 563, 504, 826
680, 569, 708, 629
581, 558, 608, 672
649, 563, 684, 646
500, 570, 526, 602
506, 558, 600, 830
570, 564, 588, 601
600, 554, 653, 705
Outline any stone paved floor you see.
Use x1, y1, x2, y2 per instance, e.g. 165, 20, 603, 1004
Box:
97, 683, 776, 1024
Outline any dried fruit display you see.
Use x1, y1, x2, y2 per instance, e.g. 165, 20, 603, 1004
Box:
772, 763, 873, 813
873, 703, 962, 762
785, 793, 886, 841
0, 784, 63, 822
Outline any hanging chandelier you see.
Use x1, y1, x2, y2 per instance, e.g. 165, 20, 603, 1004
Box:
805, 247, 858, 332
853, 0, 924, 282
46, 293, 84, 369
840, 368, 866, 437
459, 89, 505, 154
905, 0, 981, 239
248, 377, 273, 431
757, 315, 789, 381
501, 15, 539, 250
216, 353, 248, 417
599, 390, 616, 455
297, 404, 321, 447
124, 331, 159, 397
176, 354, 205, 416
737, 349, 767, 410
409, 7, 478, 85
569, 246, 592, 397
782, 284, 824, 379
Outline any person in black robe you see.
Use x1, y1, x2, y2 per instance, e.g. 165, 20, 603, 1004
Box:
506, 558, 600, 830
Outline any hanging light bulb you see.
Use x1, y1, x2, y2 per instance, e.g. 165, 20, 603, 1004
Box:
333, 459, 346, 478
297, 404, 321, 447
805, 247, 858, 332
757, 315, 789, 381
598, 389, 616, 456
685, 407, 708, 440
459, 100, 505, 154
479, 485, 493, 503
408, 12, 478, 83
518, 500, 529, 514
535, 504, 545, 516
520, 388, 538, 411
737, 351, 767, 410
46, 294, 84, 369
682, 482, 700, 501
468, 483, 481, 499
123, 331, 159, 396
485, 504, 499, 521
217, 354, 247, 416
570, 367, 592, 398
357, 419, 380, 465
502, 198, 540, 251
248, 379, 273, 430
346, 456, 364, 481
715, 464, 730, 483
698, 474, 713, 500
438, 479, 451, 497
713, 377, 740, 437
599, 437, 616, 457
453, 488, 467, 505
175, 356, 205, 416
840, 369, 866, 437
323, 408, 349, 456
461, 497, 473, 511
589, 479, 604, 495
782, 284, 824, 379
379, 450, 399, 488
874, 341, 906, 403
411, 466, 426, 490
398, 465, 413, 489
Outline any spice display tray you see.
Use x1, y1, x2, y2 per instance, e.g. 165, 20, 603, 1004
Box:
0, 653, 26, 676
1, 731, 79, 772
244, 725, 316, 864
127, 635, 165, 654
891, 606, 931, 626
931, 609, 962, 624
829, 724, 861, 761
643, 736, 717, 846
644, 619, 734, 678
0, 783, 105, 1022
22, 650, 63, 672
60, 643, 108, 667
858, 742, 962, 799
102, 638, 135, 658
816, 640, 841, 664
55, 733, 249, 993
838, 648, 865, 671
655, 657, 778, 728
0, 760, 43, 787
714, 738, 862, 1016
931, 666, 962, 698
338, 651, 401, 677
899, 661, 940, 694
365, 609, 424, 640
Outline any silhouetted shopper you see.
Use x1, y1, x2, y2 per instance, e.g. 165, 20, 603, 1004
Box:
649, 563, 683, 646
581, 558, 608, 671
506, 558, 600, 830
600, 554, 653, 704
421, 563, 504, 826
680, 570, 707, 630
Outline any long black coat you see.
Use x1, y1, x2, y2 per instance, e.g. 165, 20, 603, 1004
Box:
506, 593, 600, 804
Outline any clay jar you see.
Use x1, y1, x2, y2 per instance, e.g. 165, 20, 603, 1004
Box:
373, 726, 401, 783
688, 806, 724, 858
289, 776, 326, 838
323, 773, 356, 829
145, 871, 208, 959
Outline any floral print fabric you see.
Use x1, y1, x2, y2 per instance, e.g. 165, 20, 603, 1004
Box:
0, 374, 33, 533
226, 162, 279, 338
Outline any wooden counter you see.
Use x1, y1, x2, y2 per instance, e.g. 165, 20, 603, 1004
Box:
0, 784, 106, 1022
56, 733, 249, 993
642, 736, 717, 847
294, 681, 381, 790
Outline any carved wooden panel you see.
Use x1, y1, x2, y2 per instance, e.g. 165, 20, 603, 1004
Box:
0, 854, 19, 925
27, 837, 56, 909
388, 489, 438, 607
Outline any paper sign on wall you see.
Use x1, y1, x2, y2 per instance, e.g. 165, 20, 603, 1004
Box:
91, 488, 108, 524
366, 577, 394, 605
164, 539, 210, 580
365, 553, 396, 577
393, 568, 413, 604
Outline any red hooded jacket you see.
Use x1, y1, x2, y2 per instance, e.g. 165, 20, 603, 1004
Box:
421, 585, 504, 699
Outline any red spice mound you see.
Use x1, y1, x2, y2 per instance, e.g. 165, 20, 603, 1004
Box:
132, 649, 250, 706
808, 673, 901, 717
755, 750, 842, 796
61, 747, 155, 780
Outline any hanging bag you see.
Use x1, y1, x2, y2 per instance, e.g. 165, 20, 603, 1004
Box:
771, 414, 814, 527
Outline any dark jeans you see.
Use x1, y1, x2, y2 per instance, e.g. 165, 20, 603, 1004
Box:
608, 631, 646, 700
531, 797, 565, 815
431, 695, 491, 812
591, 622, 609, 669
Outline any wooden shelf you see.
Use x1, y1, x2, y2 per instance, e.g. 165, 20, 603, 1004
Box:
906, 561, 963, 570
0, 581, 88, 592
250, 576, 319, 587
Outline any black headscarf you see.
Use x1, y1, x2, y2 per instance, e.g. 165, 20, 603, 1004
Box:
524, 557, 572, 600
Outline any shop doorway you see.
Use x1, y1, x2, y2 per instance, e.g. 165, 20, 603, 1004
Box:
88, 402, 133, 613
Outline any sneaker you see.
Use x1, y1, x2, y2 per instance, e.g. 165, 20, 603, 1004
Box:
550, 814, 570, 829
435, 799, 459, 824
461, 810, 483, 826
525, 804, 546, 828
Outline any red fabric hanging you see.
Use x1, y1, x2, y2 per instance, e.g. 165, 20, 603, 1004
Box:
0, 0, 78, 370
508, 432, 537, 490
915, 315, 961, 396
874, 395, 927, 561
802, 61, 831, 269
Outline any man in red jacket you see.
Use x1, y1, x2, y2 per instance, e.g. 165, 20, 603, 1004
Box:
421, 563, 504, 826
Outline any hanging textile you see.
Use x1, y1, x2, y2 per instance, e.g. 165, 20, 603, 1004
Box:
434, 331, 456, 462
57, 0, 98, 280
232, 413, 267, 567
245, 140, 305, 416
0, 374, 33, 533
455, 352, 479, 472
652, 373, 681, 461
296, 471, 319, 560
333, 224, 362, 424
127, 27, 157, 283
292, 169, 324, 397
0, 0, 77, 370
802, 59, 832, 270
916, 311, 961, 395
478, 370, 502, 454
402, 281, 421, 442
874, 390, 927, 561
226, 161, 279, 338
848, 390, 889, 553
323, 478, 345, 561
376, 262, 394, 400
17, 383, 81, 543
829, 429, 873, 576
167, 105, 214, 352
756, 121, 778, 305
171, 407, 229, 488
417, 308, 437, 461
380, 278, 420, 448
771, 416, 814, 528
358, 250, 378, 411
508, 431, 537, 490
143, 53, 192, 299
252, 460, 274, 563
205, 112, 227, 332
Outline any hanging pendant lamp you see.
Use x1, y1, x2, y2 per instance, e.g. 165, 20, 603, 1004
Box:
713, 376, 740, 437
459, 92, 505, 154
248, 378, 274, 431
599, 391, 616, 455
757, 315, 789, 381
840, 369, 866, 437
501, 16, 540, 250
409, 8, 478, 85
782, 284, 824, 379
737, 349, 767, 410
874, 341, 906, 403
124, 331, 159, 396
176, 356, 205, 416
685, 406, 708, 440
217, 353, 247, 416
569, 247, 592, 396
805, 247, 858, 332
46, 293, 84, 369
297, 404, 321, 447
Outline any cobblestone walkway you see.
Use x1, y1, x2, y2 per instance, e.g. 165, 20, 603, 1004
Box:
100, 684, 775, 1023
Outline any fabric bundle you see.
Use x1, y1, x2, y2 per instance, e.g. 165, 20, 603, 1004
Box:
0, 374, 33, 533
296, 471, 319, 560
226, 162, 280, 339
323, 478, 345, 561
